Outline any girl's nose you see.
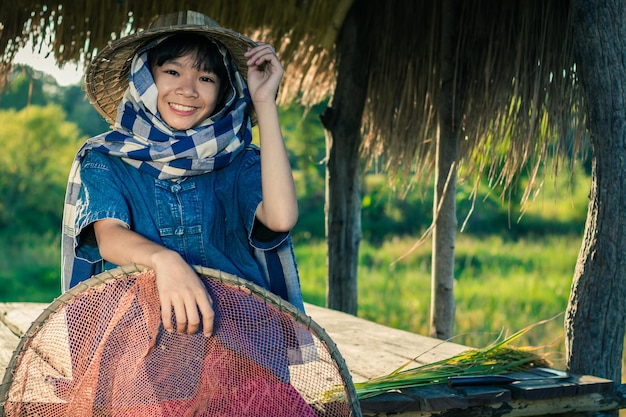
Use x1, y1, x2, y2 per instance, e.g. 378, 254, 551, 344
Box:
176, 78, 199, 98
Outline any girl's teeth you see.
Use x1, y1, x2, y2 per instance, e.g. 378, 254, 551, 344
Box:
171, 103, 195, 111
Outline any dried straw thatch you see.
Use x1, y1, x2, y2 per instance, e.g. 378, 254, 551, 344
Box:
0, 0, 585, 194
0, 1, 345, 101
356, 0, 584, 196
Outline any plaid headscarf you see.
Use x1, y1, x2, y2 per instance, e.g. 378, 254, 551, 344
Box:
61, 39, 253, 291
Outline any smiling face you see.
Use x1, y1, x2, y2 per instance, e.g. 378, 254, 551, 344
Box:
151, 53, 222, 130
147, 33, 230, 131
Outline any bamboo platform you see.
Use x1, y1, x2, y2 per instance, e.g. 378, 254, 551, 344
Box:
1, 302, 623, 416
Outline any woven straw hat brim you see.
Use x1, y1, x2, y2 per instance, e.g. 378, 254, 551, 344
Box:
85, 25, 256, 124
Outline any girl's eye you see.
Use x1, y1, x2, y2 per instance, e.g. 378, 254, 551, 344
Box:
200, 76, 216, 83
165, 69, 179, 76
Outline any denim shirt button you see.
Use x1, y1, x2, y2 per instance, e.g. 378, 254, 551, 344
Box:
175, 226, 184, 236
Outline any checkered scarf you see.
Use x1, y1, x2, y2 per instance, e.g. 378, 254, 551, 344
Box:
61, 40, 253, 290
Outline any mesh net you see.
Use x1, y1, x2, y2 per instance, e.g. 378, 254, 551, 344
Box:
1, 266, 360, 417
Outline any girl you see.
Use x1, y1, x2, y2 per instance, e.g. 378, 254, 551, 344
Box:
62, 11, 302, 338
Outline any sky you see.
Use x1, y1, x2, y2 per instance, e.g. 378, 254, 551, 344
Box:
12, 42, 84, 86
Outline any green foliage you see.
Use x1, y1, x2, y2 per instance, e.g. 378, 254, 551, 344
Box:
57, 85, 110, 137
359, 163, 589, 245
1, 65, 109, 138
0, 231, 62, 302
361, 174, 432, 243
0, 105, 82, 302
281, 103, 327, 242
0, 105, 83, 234
0, 66, 51, 109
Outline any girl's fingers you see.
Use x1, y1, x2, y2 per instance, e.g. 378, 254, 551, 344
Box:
245, 43, 274, 56
161, 299, 174, 332
245, 44, 278, 67
197, 296, 215, 337
171, 300, 188, 334
184, 301, 201, 335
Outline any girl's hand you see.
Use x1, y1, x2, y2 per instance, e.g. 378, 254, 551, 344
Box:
244, 43, 283, 104
93, 220, 214, 337
153, 252, 215, 337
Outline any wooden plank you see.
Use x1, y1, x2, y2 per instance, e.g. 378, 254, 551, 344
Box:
360, 369, 617, 413
0, 302, 47, 337
507, 379, 579, 400
447, 369, 583, 401
360, 391, 624, 416
0, 302, 45, 377
303, 303, 468, 382
0, 321, 20, 373
360, 384, 512, 413
570, 374, 614, 395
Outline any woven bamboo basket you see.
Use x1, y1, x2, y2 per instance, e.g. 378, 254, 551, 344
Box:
0, 264, 361, 417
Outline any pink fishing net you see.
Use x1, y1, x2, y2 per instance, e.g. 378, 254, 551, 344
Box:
1, 266, 360, 416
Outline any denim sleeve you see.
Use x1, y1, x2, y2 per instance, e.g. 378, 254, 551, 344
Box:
74, 151, 131, 262
238, 147, 289, 250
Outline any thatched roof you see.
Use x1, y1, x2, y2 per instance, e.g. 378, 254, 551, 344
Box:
0, 1, 346, 102
361, 0, 584, 197
0, 0, 586, 195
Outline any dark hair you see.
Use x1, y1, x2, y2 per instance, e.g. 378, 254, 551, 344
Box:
148, 33, 231, 109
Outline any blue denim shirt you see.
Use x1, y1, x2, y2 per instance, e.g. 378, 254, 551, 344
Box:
73, 147, 288, 290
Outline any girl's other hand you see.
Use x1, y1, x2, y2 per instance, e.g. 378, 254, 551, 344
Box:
244, 43, 283, 104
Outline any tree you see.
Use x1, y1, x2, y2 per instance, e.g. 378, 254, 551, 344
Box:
0, 66, 50, 109
430, 0, 460, 339
58, 85, 110, 137
1, 66, 109, 138
0, 105, 82, 234
319, 3, 369, 314
565, 0, 626, 384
